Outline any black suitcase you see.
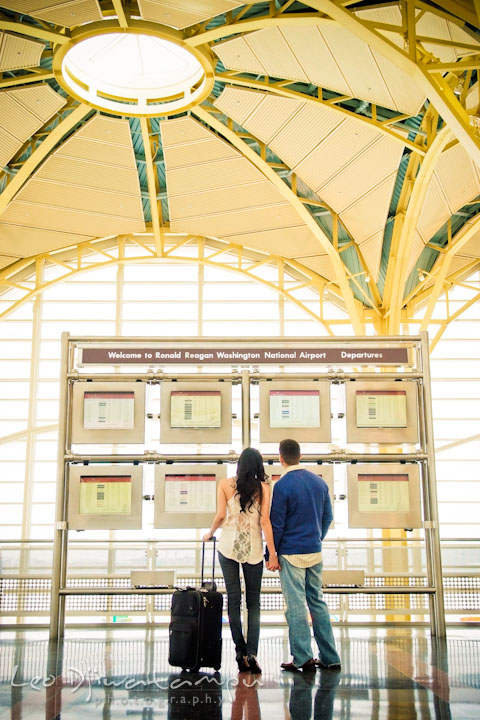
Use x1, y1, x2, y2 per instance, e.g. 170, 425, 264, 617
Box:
168, 538, 223, 672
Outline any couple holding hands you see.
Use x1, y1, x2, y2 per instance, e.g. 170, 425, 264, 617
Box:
203, 439, 341, 675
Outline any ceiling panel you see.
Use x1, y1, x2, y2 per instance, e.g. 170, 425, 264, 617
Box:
0, 223, 92, 257
0, 86, 66, 168
0, 32, 44, 72
2, 202, 144, 237
245, 26, 310, 83
319, 136, 403, 213
18, 179, 143, 220
163, 138, 238, 170
58, 137, 137, 168
166, 156, 264, 196
298, 119, 381, 193
169, 181, 286, 219
416, 175, 449, 244
37, 156, 141, 194
0, 127, 23, 167
434, 144, 480, 214
360, 230, 383, 282
160, 116, 216, 146
227, 225, 326, 260
283, 24, 352, 95
262, 101, 347, 170
340, 172, 398, 244
9, 85, 66, 122
138, 0, 242, 29
299, 253, 336, 281
0, 93, 49, 142
31, 0, 102, 27
171, 203, 305, 238
213, 35, 269, 75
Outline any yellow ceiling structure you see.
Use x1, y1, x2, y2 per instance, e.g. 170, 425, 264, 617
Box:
1, 0, 480, 342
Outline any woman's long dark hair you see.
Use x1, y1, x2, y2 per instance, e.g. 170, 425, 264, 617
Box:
235, 447, 268, 513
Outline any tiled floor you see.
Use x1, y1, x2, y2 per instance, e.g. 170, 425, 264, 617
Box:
0, 627, 479, 719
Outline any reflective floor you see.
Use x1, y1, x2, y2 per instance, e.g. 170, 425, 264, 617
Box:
0, 626, 479, 719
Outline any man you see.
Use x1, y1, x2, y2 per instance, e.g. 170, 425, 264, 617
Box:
267, 438, 341, 672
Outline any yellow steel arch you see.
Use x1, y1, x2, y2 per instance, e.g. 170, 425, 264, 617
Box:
0, 233, 349, 335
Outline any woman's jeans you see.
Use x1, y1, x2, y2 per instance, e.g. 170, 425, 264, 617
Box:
279, 557, 340, 668
218, 551, 263, 656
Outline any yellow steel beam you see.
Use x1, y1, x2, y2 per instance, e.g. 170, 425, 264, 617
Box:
419, 214, 480, 330
0, 104, 92, 217
214, 72, 425, 155
139, 117, 164, 256
193, 104, 364, 333
0, 71, 54, 88
0, 20, 70, 45
429, 290, 480, 352
307, 1, 480, 168
432, 0, 480, 28
386, 126, 452, 334
111, 0, 129, 27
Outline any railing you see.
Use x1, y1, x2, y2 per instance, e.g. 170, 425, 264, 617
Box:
1, 538, 478, 628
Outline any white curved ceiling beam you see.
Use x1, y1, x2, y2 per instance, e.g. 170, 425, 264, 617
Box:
193, 104, 364, 333
0, 104, 92, 216
308, 1, 480, 167
386, 125, 452, 334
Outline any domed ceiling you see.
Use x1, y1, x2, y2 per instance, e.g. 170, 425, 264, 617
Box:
1, 0, 480, 339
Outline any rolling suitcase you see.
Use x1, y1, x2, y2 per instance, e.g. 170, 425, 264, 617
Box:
168, 538, 223, 672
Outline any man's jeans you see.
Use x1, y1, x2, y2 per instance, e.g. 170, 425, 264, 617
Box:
279, 557, 341, 668
218, 551, 263, 656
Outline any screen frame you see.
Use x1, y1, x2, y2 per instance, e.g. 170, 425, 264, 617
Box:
68, 464, 143, 530
259, 380, 331, 443
160, 381, 232, 444
347, 462, 422, 528
345, 380, 419, 444
71, 381, 146, 444
154, 463, 227, 529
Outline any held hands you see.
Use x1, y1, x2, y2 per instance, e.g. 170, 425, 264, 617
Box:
266, 555, 281, 571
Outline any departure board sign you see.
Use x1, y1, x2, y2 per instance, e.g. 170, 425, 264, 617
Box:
83, 391, 135, 430
357, 473, 409, 513
356, 390, 407, 428
269, 389, 320, 428
79, 475, 132, 514
80, 346, 410, 365
164, 473, 217, 513
170, 391, 221, 429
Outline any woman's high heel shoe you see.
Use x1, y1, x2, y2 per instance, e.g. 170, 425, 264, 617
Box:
247, 655, 262, 674
236, 652, 250, 672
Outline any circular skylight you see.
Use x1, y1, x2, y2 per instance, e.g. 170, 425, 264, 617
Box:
56, 28, 213, 117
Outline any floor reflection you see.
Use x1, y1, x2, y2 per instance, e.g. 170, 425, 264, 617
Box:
0, 628, 479, 719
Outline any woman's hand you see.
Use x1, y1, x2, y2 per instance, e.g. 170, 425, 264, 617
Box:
202, 532, 213, 542
266, 555, 280, 571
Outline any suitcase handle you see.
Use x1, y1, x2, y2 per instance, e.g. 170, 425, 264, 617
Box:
201, 536, 216, 588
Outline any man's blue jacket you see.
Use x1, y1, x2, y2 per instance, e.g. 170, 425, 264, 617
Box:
270, 466, 333, 556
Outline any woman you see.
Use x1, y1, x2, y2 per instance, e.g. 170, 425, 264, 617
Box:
203, 447, 278, 674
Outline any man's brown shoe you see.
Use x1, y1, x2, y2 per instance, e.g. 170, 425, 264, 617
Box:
281, 658, 316, 672
314, 660, 341, 671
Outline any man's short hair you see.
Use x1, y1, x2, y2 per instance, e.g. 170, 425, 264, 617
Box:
279, 438, 301, 465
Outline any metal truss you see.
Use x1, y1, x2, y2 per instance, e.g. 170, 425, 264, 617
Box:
0, 233, 354, 334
